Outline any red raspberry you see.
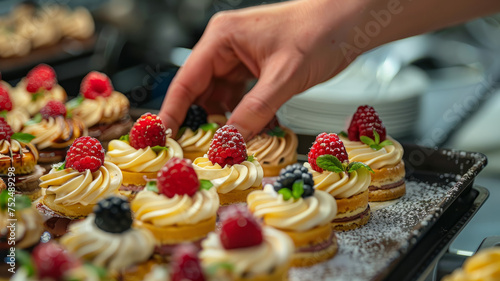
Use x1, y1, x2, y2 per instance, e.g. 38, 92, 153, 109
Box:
80, 71, 113, 99
219, 205, 263, 250
40, 100, 67, 120
170, 244, 205, 281
157, 157, 199, 198
0, 85, 12, 112
348, 105, 386, 142
0, 118, 14, 141
129, 113, 167, 149
26, 64, 57, 93
207, 125, 247, 167
32, 242, 79, 280
65, 136, 105, 172
308, 132, 348, 172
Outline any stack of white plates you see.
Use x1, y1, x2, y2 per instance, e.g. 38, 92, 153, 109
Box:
277, 55, 429, 138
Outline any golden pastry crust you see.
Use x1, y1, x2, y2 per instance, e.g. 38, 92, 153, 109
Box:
234, 263, 290, 281
182, 150, 206, 162
134, 216, 216, 244
0, 141, 38, 175
42, 194, 94, 218
331, 190, 370, 230
332, 208, 371, 231
260, 154, 298, 177
369, 183, 406, 202
122, 170, 158, 186
369, 160, 406, 201
219, 185, 263, 205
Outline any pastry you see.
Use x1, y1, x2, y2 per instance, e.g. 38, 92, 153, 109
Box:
60, 196, 156, 281
39, 136, 121, 218
306, 133, 372, 230
105, 113, 183, 199
246, 125, 298, 177
200, 206, 294, 280
442, 247, 500, 281
0, 120, 44, 200
341, 105, 405, 201
0, 82, 30, 132
131, 157, 219, 255
176, 105, 219, 161
22, 101, 87, 171
11, 64, 67, 116
247, 166, 338, 267
68, 71, 132, 149
193, 125, 264, 205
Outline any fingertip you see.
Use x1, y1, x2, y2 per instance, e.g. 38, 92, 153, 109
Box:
159, 110, 181, 136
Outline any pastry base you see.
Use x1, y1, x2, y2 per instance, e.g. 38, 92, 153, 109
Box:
0, 150, 37, 175
261, 154, 298, 177
283, 223, 337, 267
369, 160, 406, 202
219, 186, 263, 205
122, 170, 158, 187
234, 263, 290, 281
183, 150, 206, 162
134, 216, 216, 245
332, 190, 370, 230
42, 194, 94, 218
117, 260, 156, 281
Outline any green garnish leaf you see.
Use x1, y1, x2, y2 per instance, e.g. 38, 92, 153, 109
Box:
31, 92, 43, 102
11, 133, 36, 143
380, 140, 393, 147
292, 180, 304, 199
0, 190, 10, 210
316, 155, 344, 173
246, 155, 255, 162
199, 179, 213, 190
119, 134, 129, 141
83, 263, 107, 278
373, 129, 380, 144
360, 136, 375, 146
348, 162, 375, 174
17, 250, 35, 277
266, 126, 286, 138
146, 180, 159, 193
278, 188, 293, 201
338, 131, 348, 138
14, 195, 32, 210
0, 110, 7, 119
200, 123, 219, 132
360, 129, 393, 150
151, 146, 169, 153
24, 113, 42, 126
206, 262, 234, 276
56, 161, 66, 171
66, 95, 85, 110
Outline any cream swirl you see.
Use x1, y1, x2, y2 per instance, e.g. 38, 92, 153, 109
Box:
12, 80, 67, 116
131, 188, 219, 226
177, 128, 214, 153
6, 107, 30, 132
193, 157, 263, 194
60, 214, 155, 272
71, 92, 129, 128
246, 127, 298, 166
247, 185, 337, 232
200, 226, 294, 278
22, 116, 87, 150
106, 139, 183, 173
339, 136, 404, 170
304, 162, 370, 198
39, 162, 122, 206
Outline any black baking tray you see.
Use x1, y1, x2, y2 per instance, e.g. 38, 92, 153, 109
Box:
292, 136, 488, 281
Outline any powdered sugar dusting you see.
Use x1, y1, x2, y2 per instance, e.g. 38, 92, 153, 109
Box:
289, 179, 454, 281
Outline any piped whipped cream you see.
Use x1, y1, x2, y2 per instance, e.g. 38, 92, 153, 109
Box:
22, 116, 87, 150
177, 128, 214, 154
71, 92, 129, 128
339, 136, 404, 170
12, 79, 66, 116
246, 127, 298, 166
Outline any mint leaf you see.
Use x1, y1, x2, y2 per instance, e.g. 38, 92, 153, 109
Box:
266, 127, 286, 137
17, 250, 35, 277
199, 179, 213, 190
338, 131, 348, 138
31, 91, 43, 101
83, 263, 107, 278
292, 180, 304, 199
11, 133, 36, 143
0, 110, 7, 119
119, 134, 129, 141
206, 262, 234, 276
0, 190, 10, 210
66, 95, 85, 110
380, 140, 393, 147
348, 162, 374, 174
246, 155, 255, 162
316, 155, 344, 173
146, 180, 159, 192
14, 195, 31, 210
200, 123, 219, 132
278, 188, 292, 200
24, 113, 42, 126
151, 146, 169, 153
373, 129, 380, 144
360, 136, 375, 146
56, 161, 66, 171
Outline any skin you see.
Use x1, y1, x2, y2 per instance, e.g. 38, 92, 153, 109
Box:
159, 0, 500, 140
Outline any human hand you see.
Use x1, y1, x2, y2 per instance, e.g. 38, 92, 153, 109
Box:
159, 0, 370, 139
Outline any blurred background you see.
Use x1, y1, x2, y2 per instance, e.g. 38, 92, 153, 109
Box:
1, 0, 500, 261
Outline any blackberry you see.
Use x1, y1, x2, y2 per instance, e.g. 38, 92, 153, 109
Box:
181, 104, 208, 131
273, 163, 314, 198
94, 196, 133, 233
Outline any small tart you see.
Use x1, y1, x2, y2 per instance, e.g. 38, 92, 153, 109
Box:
0, 139, 38, 175
11, 79, 67, 116
22, 116, 87, 150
